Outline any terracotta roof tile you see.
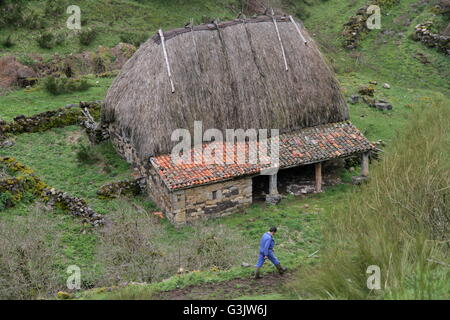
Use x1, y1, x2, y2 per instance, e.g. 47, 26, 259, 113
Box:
150, 121, 374, 190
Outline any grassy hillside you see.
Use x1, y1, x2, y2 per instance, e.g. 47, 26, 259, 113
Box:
0, 0, 238, 56
0, 0, 448, 300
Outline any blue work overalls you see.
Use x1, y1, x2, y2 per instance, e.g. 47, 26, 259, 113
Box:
255, 232, 280, 268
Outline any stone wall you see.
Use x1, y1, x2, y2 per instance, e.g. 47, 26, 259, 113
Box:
108, 124, 253, 224
174, 178, 253, 224
108, 123, 141, 167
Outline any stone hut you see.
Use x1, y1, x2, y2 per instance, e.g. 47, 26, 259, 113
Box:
102, 15, 374, 224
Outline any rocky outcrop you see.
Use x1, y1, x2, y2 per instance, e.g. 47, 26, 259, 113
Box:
0, 56, 37, 90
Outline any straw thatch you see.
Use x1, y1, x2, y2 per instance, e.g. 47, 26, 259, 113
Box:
103, 16, 349, 159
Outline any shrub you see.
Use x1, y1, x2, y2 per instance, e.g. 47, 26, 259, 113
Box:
0, 0, 26, 28
36, 32, 55, 49
95, 204, 253, 286
76, 144, 102, 165
79, 28, 97, 46
119, 32, 149, 47
1, 35, 14, 48
0, 208, 61, 299
92, 54, 106, 74
0, 191, 14, 210
43, 77, 92, 95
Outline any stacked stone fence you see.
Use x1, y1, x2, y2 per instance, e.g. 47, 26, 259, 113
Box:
413, 22, 450, 55
0, 157, 104, 225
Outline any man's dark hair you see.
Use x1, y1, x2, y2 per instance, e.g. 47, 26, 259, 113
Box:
269, 226, 277, 233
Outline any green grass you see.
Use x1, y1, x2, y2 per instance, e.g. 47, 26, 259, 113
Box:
0, 77, 112, 121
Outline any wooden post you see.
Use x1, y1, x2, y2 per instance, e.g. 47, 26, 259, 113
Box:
289, 15, 308, 45
315, 162, 322, 193
269, 173, 278, 195
361, 152, 370, 177
271, 10, 289, 72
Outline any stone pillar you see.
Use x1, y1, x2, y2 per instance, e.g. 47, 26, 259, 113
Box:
269, 173, 278, 195
315, 162, 322, 193
266, 173, 281, 205
361, 152, 370, 177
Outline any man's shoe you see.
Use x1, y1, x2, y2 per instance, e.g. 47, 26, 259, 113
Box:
254, 267, 262, 279
276, 264, 287, 275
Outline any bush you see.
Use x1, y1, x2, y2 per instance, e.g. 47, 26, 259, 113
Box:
79, 28, 97, 46
0, 208, 61, 299
1, 35, 14, 48
36, 32, 55, 49
287, 99, 450, 299
43, 77, 92, 95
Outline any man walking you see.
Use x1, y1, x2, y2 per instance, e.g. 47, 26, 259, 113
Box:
254, 227, 287, 279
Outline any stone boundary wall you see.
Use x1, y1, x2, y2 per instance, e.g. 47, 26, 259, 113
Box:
182, 178, 253, 222
0, 100, 102, 140
0, 157, 104, 225
413, 22, 450, 55
108, 123, 141, 167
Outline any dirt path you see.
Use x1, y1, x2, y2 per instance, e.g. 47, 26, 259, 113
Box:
156, 271, 293, 300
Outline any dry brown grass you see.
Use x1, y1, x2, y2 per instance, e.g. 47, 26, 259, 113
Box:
103, 16, 348, 158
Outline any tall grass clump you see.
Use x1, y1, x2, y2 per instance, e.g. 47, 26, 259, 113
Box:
288, 99, 449, 300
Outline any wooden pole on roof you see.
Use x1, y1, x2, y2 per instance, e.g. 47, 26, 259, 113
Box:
289, 15, 308, 46
271, 9, 289, 72
159, 28, 175, 93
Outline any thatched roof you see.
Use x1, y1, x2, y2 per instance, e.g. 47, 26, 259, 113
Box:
103, 15, 349, 159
